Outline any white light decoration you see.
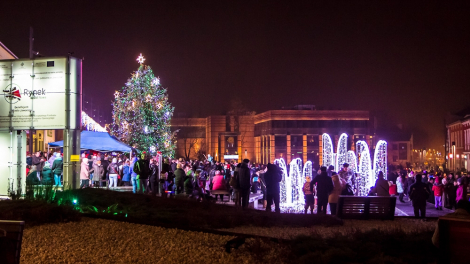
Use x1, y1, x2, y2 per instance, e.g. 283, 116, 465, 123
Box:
347, 150, 357, 173
81, 111, 107, 132
289, 158, 304, 205
322, 133, 334, 167
136, 53, 145, 64
373, 140, 388, 180
114, 91, 120, 98
150, 146, 156, 153
336, 133, 348, 171
302, 161, 312, 179
275, 158, 291, 204
153, 77, 160, 86
358, 149, 373, 196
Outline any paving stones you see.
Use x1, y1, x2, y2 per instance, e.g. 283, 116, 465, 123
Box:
21, 218, 286, 264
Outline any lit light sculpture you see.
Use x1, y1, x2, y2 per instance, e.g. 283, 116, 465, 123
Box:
302, 161, 312, 179
347, 151, 357, 173
336, 133, 348, 171
373, 140, 388, 180
358, 149, 372, 196
290, 158, 304, 205
322, 133, 334, 167
275, 158, 290, 204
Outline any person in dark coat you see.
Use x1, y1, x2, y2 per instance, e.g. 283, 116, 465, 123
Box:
174, 163, 185, 195
133, 153, 150, 194
310, 166, 334, 214
409, 174, 431, 218
149, 158, 159, 196
41, 162, 53, 185
238, 159, 252, 209
101, 155, 110, 187
264, 163, 283, 213
51, 153, 63, 186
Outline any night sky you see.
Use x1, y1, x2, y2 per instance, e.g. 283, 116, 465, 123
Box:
1, 1, 469, 150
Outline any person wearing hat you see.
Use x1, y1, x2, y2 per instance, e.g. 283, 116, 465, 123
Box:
310, 166, 334, 214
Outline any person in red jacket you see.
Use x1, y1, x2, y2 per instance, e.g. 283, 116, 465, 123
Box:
212, 170, 226, 201
432, 177, 444, 210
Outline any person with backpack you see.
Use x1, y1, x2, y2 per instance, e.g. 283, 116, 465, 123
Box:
409, 174, 431, 218
303, 176, 315, 214
133, 152, 150, 194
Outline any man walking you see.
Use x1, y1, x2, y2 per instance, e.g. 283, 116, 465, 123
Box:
265, 163, 282, 213
133, 152, 150, 194
238, 159, 252, 209
409, 174, 430, 218
310, 166, 333, 214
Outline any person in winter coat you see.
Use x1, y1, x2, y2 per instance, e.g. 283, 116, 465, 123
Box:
174, 163, 185, 195
101, 156, 110, 187
212, 170, 226, 201
51, 153, 63, 186
310, 166, 334, 214
265, 163, 283, 213
122, 160, 131, 186
231, 164, 241, 206
375, 171, 390, 196
149, 159, 159, 195
397, 174, 406, 203
409, 174, 430, 218
338, 163, 353, 185
130, 157, 138, 193
26, 165, 40, 185
107, 158, 119, 188
41, 162, 53, 185
238, 159, 252, 209
456, 177, 468, 203
184, 173, 194, 196
329, 173, 344, 215
444, 174, 456, 209
327, 165, 335, 177
133, 153, 150, 194
32, 151, 45, 181
91, 157, 104, 187
80, 158, 90, 188
432, 177, 444, 210
303, 176, 315, 214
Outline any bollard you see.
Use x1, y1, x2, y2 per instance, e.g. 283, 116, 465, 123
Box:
0, 220, 25, 264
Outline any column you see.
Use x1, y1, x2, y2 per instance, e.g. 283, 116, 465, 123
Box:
270, 134, 275, 163
237, 136, 242, 162
286, 134, 291, 163
220, 134, 225, 163
303, 134, 307, 163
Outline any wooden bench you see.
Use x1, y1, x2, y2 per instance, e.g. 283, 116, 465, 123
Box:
337, 196, 396, 220
211, 190, 231, 203
438, 216, 470, 264
249, 193, 264, 209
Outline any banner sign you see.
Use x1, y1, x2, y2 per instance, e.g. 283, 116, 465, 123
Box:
0, 57, 80, 130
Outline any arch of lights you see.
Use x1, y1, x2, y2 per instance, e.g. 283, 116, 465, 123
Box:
277, 133, 387, 209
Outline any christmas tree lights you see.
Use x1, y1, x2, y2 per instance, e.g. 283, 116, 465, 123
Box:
110, 54, 175, 156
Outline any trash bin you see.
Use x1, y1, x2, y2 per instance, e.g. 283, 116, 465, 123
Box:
0, 220, 25, 264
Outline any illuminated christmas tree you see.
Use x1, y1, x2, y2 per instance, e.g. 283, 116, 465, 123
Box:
111, 54, 175, 157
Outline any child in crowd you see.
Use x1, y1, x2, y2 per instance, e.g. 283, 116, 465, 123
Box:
303, 176, 315, 214
432, 177, 444, 210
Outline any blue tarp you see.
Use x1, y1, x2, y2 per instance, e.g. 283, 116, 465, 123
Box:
48, 131, 132, 152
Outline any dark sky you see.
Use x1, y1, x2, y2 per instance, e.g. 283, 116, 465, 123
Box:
1, 1, 470, 150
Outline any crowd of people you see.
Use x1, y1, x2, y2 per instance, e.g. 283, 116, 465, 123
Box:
25, 150, 470, 217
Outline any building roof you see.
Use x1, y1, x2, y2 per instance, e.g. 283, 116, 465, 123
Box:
0, 41, 18, 60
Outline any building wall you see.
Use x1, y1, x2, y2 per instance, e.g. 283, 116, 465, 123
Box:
447, 121, 467, 171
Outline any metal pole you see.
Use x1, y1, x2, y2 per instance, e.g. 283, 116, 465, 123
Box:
28, 27, 34, 155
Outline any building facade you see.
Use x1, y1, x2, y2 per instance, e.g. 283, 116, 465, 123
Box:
172, 107, 376, 168
446, 111, 470, 172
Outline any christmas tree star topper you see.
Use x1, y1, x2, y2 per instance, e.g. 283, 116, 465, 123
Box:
136, 53, 145, 64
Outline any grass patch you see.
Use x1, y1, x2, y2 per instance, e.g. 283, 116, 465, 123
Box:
55, 188, 343, 229
289, 228, 437, 264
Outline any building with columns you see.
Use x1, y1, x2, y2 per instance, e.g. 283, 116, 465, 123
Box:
172, 105, 375, 168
